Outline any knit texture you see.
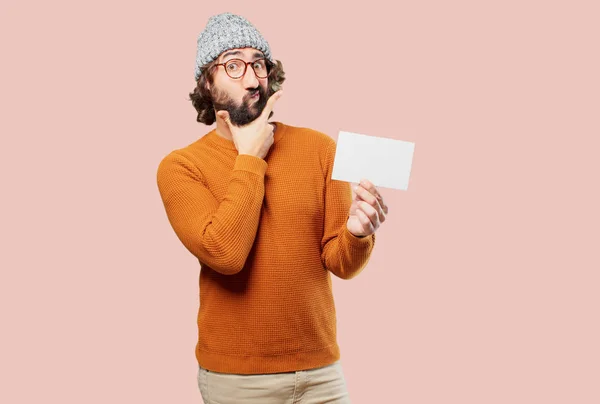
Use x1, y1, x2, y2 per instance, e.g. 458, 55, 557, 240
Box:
195, 12, 275, 81
156, 122, 375, 374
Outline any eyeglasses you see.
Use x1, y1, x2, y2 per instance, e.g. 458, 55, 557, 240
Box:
214, 58, 270, 79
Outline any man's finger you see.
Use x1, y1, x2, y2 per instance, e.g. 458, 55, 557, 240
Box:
354, 184, 377, 206
359, 201, 381, 228
359, 179, 385, 204
355, 186, 385, 221
261, 90, 283, 119
217, 111, 232, 127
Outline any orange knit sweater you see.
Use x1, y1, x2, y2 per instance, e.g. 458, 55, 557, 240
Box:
156, 122, 375, 374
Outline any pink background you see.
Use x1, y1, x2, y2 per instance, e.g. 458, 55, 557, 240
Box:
1, 0, 599, 403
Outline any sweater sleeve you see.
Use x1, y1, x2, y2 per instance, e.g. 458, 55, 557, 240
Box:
156, 151, 267, 275
320, 139, 375, 280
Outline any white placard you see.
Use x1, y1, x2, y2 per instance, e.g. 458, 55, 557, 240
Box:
331, 131, 415, 190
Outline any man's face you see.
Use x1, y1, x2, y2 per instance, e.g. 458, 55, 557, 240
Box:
209, 47, 270, 126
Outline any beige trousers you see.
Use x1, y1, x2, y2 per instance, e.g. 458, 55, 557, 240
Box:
197, 361, 351, 404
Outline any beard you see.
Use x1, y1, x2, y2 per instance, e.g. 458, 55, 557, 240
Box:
211, 84, 270, 126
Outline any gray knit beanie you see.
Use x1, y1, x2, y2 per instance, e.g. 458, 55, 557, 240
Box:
194, 13, 275, 81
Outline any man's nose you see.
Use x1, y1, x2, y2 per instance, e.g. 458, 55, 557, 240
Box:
242, 63, 259, 87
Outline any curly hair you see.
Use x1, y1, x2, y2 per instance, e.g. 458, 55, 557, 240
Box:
189, 58, 286, 125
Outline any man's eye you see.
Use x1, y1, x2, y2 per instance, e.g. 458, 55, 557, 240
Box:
227, 62, 241, 70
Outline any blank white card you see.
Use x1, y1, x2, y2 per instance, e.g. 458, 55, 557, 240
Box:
331, 131, 415, 190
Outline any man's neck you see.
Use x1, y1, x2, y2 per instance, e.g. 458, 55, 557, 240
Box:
215, 117, 233, 140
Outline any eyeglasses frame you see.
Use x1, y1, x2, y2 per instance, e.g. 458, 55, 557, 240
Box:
212, 58, 272, 79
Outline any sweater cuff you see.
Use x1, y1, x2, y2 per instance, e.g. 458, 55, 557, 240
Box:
233, 154, 268, 176
342, 226, 375, 248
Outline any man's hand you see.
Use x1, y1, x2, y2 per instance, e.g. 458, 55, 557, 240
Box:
217, 90, 283, 160
346, 178, 388, 238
